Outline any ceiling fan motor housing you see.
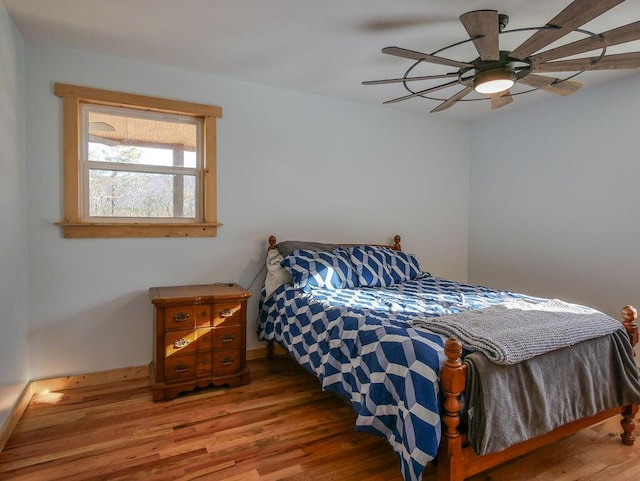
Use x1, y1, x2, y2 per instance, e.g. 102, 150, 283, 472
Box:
498, 14, 509, 32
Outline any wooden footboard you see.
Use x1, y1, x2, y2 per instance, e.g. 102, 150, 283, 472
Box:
437, 305, 639, 481
621, 305, 639, 445
437, 338, 466, 481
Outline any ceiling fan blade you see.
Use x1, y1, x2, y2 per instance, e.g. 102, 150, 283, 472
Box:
533, 52, 640, 72
530, 21, 640, 64
382, 46, 473, 68
430, 86, 474, 113
459, 10, 500, 61
510, 0, 624, 60
490, 91, 513, 109
88, 134, 119, 147
383, 80, 460, 104
362, 73, 459, 85
519, 73, 584, 96
88, 121, 116, 132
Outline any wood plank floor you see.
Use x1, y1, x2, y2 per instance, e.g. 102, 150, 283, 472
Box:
0, 356, 638, 481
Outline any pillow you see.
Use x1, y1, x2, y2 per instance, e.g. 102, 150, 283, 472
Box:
281, 247, 357, 289
276, 240, 339, 258
387, 250, 422, 283
351, 245, 422, 284
348, 245, 395, 288
264, 248, 292, 297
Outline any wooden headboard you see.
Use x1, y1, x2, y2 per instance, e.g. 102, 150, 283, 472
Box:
268, 234, 402, 252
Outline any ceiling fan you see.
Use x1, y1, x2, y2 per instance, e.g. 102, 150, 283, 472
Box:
88, 121, 119, 147
363, 0, 640, 113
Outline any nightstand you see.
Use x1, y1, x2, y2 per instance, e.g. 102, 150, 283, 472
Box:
149, 283, 251, 401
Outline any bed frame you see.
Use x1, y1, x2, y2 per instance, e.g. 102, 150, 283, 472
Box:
264, 234, 639, 481
438, 309, 638, 481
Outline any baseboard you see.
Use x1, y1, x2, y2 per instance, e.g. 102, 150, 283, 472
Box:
0, 383, 34, 453
246, 344, 286, 360
30, 364, 151, 393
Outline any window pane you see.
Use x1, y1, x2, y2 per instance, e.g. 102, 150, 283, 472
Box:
89, 170, 197, 218
86, 108, 199, 168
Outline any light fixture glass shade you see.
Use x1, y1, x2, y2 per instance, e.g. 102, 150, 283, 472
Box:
474, 69, 516, 94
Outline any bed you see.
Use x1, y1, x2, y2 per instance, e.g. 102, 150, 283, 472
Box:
257, 234, 640, 481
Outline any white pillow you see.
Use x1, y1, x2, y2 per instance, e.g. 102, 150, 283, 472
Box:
264, 248, 292, 297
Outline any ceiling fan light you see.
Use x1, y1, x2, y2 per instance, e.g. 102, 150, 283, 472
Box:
474, 68, 516, 94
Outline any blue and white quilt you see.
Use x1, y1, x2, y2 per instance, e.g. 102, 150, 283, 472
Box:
257, 275, 526, 481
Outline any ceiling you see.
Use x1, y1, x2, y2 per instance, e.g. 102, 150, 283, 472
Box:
5, 0, 640, 121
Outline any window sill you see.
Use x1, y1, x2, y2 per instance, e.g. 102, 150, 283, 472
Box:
56, 222, 222, 238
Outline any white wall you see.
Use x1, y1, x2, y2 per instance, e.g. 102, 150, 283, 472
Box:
0, 4, 29, 428
25, 41, 470, 380
469, 74, 640, 320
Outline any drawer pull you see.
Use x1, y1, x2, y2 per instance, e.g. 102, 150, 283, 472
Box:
174, 364, 189, 373
220, 357, 235, 366
219, 308, 234, 318
173, 312, 189, 322
173, 338, 189, 349
200, 310, 208, 318
221, 334, 236, 342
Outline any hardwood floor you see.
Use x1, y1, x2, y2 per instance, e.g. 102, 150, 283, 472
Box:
0, 356, 638, 481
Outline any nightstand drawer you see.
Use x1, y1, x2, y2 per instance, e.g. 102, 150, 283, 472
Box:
165, 331, 197, 357
165, 354, 196, 381
197, 328, 213, 350
212, 302, 242, 327
195, 305, 211, 328
213, 349, 241, 375
196, 352, 212, 377
164, 306, 195, 330
213, 325, 242, 349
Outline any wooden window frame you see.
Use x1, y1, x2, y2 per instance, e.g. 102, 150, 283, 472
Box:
55, 83, 222, 238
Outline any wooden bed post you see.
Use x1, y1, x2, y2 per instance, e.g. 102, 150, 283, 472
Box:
621, 305, 638, 350
265, 235, 278, 360
266, 340, 275, 360
268, 235, 277, 251
393, 234, 401, 251
621, 305, 638, 445
437, 337, 466, 481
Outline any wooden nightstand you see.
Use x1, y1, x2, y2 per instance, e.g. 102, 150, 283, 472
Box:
149, 283, 251, 401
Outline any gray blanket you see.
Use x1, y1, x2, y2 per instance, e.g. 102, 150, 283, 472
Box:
411, 298, 622, 364
464, 329, 640, 454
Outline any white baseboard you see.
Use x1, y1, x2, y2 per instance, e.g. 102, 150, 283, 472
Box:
0, 383, 33, 453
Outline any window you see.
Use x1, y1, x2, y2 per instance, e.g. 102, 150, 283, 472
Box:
55, 83, 222, 238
